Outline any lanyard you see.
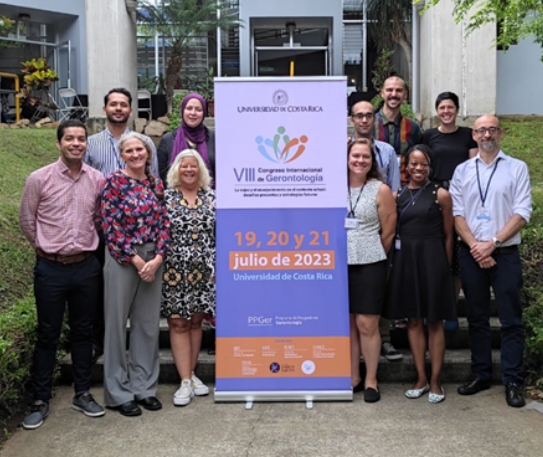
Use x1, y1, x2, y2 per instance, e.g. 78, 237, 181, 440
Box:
348, 186, 364, 217
349, 134, 384, 168
475, 158, 500, 207
396, 185, 426, 235
373, 145, 384, 169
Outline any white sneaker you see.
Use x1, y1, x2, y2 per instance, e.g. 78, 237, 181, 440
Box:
173, 380, 194, 406
191, 372, 209, 396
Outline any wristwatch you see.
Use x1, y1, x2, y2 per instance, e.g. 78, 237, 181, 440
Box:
491, 237, 502, 248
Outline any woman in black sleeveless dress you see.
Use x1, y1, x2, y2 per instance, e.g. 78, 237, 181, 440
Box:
386, 145, 456, 403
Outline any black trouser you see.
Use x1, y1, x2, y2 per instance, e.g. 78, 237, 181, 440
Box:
459, 244, 524, 385
33, 255, 100, 402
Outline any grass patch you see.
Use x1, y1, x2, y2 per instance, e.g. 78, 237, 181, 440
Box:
0, 130, 58, 311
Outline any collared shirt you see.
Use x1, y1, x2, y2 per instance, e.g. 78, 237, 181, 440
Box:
373, 110, 421, 185
85, 126, 159, 177
449, 150, 532, 246
19, 159, 104, 255
350, 136, 401, 192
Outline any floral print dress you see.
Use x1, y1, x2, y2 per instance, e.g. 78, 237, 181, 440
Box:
161, 187, 216, 319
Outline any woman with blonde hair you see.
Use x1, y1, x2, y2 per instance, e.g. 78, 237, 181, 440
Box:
161, 149, 216, 406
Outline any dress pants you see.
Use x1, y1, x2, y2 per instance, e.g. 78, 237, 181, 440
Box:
33, 255, 100, 402
103, 243, 163, 407
459, 245, 524, 385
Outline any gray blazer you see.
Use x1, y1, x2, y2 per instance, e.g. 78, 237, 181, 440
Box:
157, 126, 216, 186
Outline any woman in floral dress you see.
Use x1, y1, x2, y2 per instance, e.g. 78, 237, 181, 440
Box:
161, 149, 215, 406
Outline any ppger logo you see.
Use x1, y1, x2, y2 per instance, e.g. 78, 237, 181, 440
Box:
255, 126, 309, 164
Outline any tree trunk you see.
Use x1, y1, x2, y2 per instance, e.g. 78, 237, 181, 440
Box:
165, 52, 183, 114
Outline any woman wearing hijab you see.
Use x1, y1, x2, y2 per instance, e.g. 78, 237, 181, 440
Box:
157, 93, 216, 187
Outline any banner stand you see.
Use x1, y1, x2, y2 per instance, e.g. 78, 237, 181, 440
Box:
214, 77, 352, 406
214, 390, 353, 410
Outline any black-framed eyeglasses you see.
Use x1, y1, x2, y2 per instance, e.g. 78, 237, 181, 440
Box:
473, 127, 501, 135
352, 113, 374, 120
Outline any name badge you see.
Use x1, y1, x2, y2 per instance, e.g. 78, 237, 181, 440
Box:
395, 238, 401, 251
476, 208, 491, 221
344, 217, 359, 230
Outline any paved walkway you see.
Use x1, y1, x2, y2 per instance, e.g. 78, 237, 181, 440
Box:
2, 384, 542, 457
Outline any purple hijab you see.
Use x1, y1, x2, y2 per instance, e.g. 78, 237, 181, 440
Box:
170, 93, 211, 173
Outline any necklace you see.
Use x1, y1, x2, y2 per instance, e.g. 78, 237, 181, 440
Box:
406, 181, 429, 206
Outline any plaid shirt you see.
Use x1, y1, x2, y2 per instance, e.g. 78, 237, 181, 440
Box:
19, 159, 104, 255
373, 110, 421, 185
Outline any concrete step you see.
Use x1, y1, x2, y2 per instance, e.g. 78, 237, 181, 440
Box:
390, 317, 501, 349
59, 348, 502, 385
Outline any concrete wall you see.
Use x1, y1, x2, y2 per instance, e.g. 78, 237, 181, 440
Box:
85, 0, 137, 118
239, 0, 343, 76
0, 0, 88, 93
419, 0, 497, 127
497, 37, 543, 115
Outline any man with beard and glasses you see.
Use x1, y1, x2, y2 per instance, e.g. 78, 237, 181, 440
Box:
85, 88, 159, 362
373, 76, 421, 186
449, 115, 532, 408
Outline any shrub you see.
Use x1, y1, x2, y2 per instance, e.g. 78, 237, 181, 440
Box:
0, 294, 37, 411
169, 91, 188, 131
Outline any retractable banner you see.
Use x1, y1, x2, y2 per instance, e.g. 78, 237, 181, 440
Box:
214, 77, 351, 403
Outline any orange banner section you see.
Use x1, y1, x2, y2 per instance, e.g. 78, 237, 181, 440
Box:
229, 250, 335, 270
216, 336, 350, 378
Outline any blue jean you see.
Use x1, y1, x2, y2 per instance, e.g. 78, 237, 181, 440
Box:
459, 245, 524, 385
33, 255, 100, 402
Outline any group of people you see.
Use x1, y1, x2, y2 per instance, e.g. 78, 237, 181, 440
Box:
19, 88, 216, 429
348, 76, 532, 407
18, 75, 532, 430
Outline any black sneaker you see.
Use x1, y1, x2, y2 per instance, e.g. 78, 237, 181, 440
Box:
505, 382, 526, 408
381, 342, 403, 361
72, 392, 106, 417
23, 402, 49, 430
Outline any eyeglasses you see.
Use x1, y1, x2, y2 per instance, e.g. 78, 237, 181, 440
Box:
473, 127, 501, 135
352, 113, 374, 120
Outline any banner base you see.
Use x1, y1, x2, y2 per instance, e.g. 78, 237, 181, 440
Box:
214, 389, 353, 409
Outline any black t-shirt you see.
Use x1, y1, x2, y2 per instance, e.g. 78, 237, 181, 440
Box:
421, 127, 477, 181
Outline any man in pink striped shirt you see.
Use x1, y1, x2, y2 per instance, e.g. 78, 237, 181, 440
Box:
19, 119, 106, 429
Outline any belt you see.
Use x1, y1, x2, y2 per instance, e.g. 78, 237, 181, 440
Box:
460, 243, 518, 255
36, 248, 93, 265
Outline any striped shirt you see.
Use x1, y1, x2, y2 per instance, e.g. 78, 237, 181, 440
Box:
85, 126, 159, 177
373, 110, 421, 185
19, 159, 104, 255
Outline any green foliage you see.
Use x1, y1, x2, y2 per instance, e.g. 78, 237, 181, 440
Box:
0, 130, 59, 310
169, 92, 188, 131
372, 48, 396, 92
420, 0, 543, 62
500, 117, 543, 387
371, 94, 416, 120
0, 294, 37, 408
138, 0, 240, 112
367, 0, 413, 51
18, 58, 59, 98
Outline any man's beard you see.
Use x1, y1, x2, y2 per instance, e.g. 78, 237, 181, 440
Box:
107, 113, 129, 124
479, 140, 497, 151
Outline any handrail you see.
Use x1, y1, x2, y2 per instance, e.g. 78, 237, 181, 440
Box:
0, 72, 20, 122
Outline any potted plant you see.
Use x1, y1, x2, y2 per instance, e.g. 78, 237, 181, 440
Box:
199, 67, 215, 117
19, 58, 59, 97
